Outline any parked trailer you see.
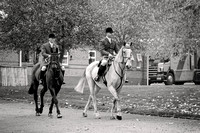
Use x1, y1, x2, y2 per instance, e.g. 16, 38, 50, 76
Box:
149, 49, 200, 85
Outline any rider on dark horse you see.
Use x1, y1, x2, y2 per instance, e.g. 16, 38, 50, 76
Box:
94, 27, 119, 82
40, 33, 65, 84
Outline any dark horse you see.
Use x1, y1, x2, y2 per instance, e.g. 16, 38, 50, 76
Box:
28, 53, 64, 118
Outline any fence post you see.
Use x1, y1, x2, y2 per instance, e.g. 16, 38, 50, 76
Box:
146, 54, 149, 86
88, 50, 96, 64
19, 50, 22, 67
62, 50, 69, 68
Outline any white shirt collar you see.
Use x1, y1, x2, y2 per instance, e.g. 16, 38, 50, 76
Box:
49, 42, 54, 48
106, 36, 111, 43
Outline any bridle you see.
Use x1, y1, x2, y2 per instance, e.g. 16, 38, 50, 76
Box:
47, 54, 61, 72
112, 47, 132, 90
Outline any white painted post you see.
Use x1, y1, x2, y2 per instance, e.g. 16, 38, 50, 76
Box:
136, 53, 142, 69
62, 50, 69, 67
19, 50, 22, 67
146, 54, 149, 86
88, 50, 96, 64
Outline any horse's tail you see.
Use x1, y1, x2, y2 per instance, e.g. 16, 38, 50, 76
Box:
28, 83, 34, 95
28, 63, 40, 95
74, 70, 86, 93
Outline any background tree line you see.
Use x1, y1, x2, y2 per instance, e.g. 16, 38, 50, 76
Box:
0, 0, 200, 61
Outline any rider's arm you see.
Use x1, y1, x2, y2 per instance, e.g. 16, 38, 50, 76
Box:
99, 40, 110, 56
41, 44, 50, 58
57, 45, 61, 55
56, 45, 61, 59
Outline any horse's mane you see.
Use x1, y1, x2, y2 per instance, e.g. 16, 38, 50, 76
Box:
115, 46, 124, 63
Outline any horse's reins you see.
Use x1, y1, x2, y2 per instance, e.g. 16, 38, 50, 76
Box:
112, 48, 131, 90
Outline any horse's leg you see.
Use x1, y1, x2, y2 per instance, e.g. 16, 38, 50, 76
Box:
39, 84, 48, 114
83, 85, 101, 117
87, 78, 100, 119
83, 95, 92, 117
33, 82, 40, 116
110, 99, 117, 120
107, 85, 122, 120
54, 86, 62, 118
48, 87, 62, 118
116, 87, 123, 120
94, 85, 101, 118
48, 97, 54, 117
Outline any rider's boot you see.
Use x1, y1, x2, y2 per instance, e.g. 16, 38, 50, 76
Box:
62, 70, 66, 84
94, 65, 107, 82
39, 71, 45, 84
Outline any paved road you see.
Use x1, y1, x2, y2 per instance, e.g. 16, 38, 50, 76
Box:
0, 100, 200, 133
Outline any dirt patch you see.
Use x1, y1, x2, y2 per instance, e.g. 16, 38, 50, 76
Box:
0, 100, 200, 133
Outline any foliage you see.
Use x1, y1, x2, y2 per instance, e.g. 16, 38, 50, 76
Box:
0, 0, 200, 60
0, 0, 96, 51
144, 0, 200, 58
89, 0, 152, 51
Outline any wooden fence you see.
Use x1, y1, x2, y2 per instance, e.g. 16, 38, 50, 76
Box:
0, 66, 28, 86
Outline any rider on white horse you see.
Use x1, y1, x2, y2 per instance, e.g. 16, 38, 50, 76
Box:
94, 27, 119, 82
40, 33, 65, 84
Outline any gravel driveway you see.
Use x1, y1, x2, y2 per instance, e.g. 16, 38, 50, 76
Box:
0, 100, 200, 133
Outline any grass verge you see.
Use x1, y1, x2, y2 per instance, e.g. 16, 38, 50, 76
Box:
0, 84, 200, 120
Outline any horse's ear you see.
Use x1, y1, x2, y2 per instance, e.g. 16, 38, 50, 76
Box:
123, 42, 126, 46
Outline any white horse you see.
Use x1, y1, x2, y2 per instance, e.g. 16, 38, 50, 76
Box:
74, 46, 133, 120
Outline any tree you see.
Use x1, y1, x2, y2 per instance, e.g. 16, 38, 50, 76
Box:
1, 0, 200, 61
144, 0, 200, 58
0, 0, 98, 61
89, 0, 153, 51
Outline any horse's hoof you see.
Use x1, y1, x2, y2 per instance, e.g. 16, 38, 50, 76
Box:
95, 116, 101, 119
36, 113, 41, 116
48, 113, 53, 118
39, 108, 43, 114
83, 112, 87, 117
57, 114, 62, 118
110, 116, 116, 120
94, 113, 101, 119
116, 115, 122, 120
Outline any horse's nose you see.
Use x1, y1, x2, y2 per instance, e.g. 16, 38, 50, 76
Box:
126, 60, 132, 69
126, 65, 131, 69
126, 63, 132, 69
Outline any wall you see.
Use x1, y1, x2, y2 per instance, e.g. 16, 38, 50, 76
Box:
1, 47, 148, 86
69, 47, 101, 66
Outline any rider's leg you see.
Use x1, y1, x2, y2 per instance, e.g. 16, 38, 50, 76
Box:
40, 66, 46, 84
94, 59, 107, 82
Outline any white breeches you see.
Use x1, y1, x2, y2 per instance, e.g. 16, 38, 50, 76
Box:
101, 58, 108, 66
